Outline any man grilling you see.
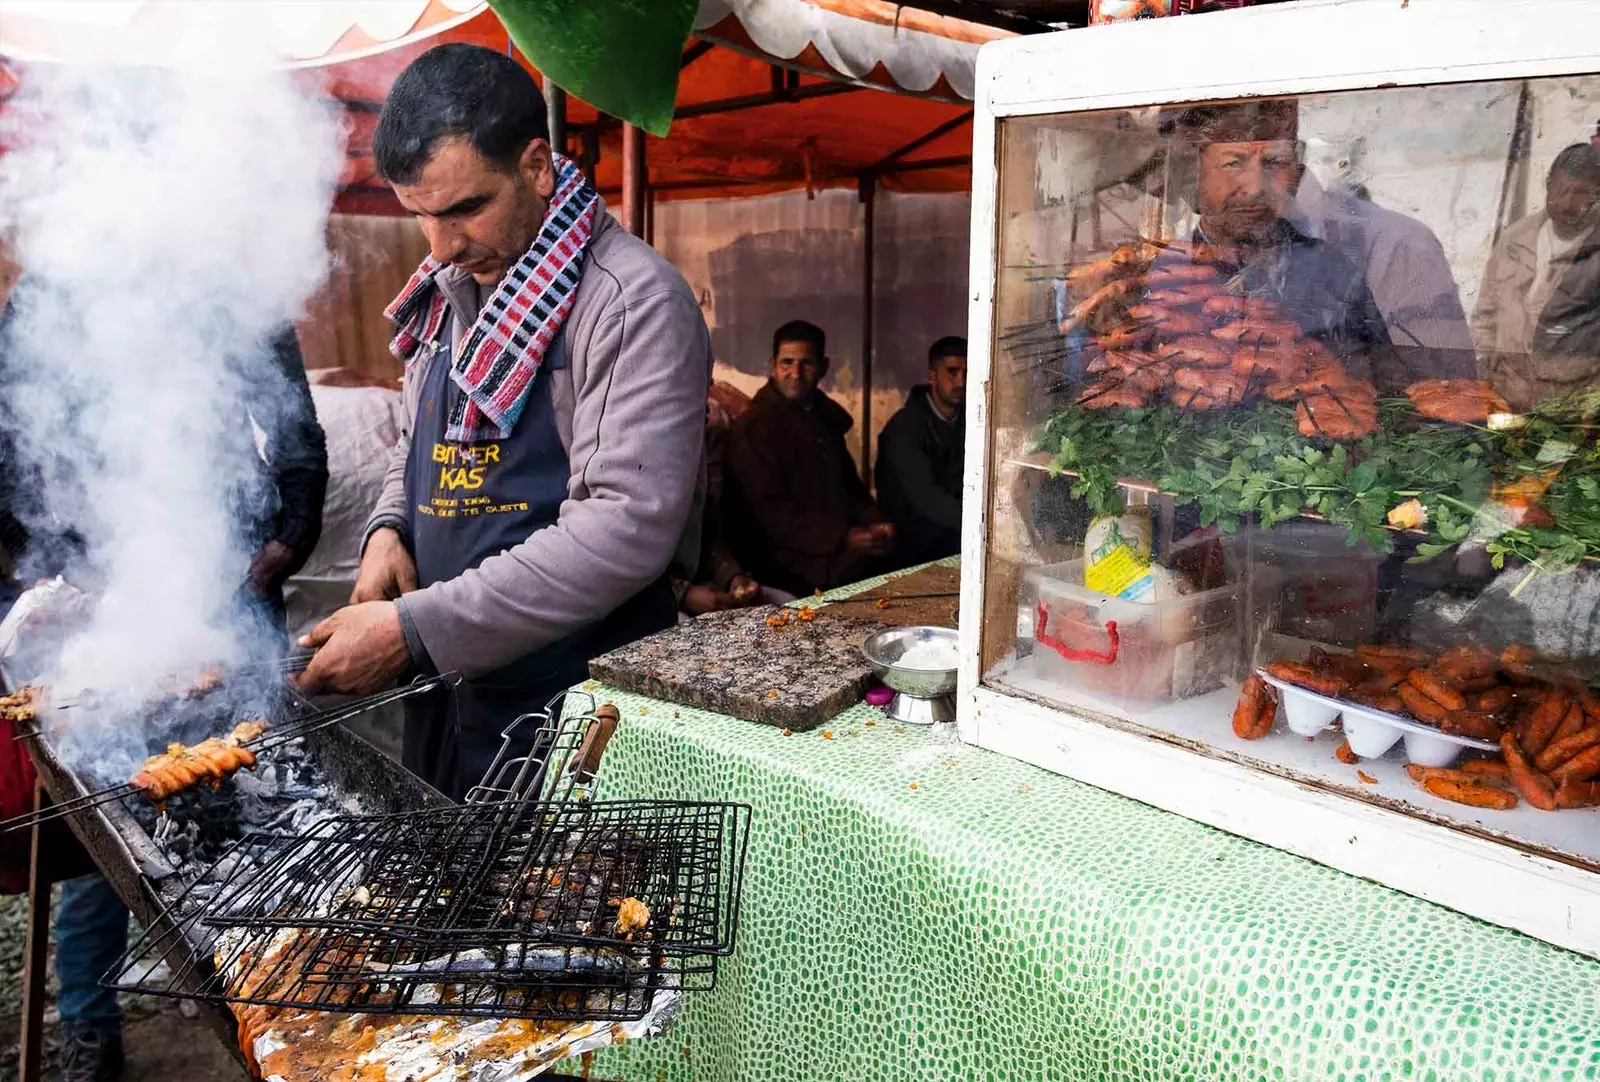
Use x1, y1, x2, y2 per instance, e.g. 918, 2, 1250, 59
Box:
294, 45, 710, 797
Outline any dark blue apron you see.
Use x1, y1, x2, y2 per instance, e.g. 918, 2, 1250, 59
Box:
400, 338, 675, 798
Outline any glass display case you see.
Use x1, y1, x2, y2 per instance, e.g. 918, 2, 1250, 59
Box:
957, 0, 1600, 956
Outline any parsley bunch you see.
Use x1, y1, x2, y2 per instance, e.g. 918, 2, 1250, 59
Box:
1034, 394, 1600, 574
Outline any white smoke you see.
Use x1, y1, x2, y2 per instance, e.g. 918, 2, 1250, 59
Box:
0, 46, 344, 709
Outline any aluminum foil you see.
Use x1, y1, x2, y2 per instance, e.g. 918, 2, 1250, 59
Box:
248, 992, 681, 1082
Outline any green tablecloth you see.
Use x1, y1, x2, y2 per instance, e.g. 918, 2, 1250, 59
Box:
572, 688, 1600, 1081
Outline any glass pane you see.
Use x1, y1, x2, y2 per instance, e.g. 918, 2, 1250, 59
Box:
982, 78, 1600, 866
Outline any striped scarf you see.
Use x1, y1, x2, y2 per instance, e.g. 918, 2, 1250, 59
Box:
384, 152, 599, 444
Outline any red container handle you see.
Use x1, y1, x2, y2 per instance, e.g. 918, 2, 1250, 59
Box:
1035, 602, 1120, 664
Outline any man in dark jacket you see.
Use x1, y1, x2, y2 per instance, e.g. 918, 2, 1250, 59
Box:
726, 320, 893, 595
876, 336, 966, 568
0, 298, 325, 1082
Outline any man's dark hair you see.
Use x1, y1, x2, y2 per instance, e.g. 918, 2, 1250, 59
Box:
1549, 143, 1600, 186
929, 336, 967, 365
772, 320, 826, 357
374, 44, 550, 185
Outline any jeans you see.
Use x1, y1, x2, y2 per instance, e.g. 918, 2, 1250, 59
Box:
54, 874, 128, 1032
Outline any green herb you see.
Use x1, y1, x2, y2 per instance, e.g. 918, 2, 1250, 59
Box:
1031, 394, 1600, 573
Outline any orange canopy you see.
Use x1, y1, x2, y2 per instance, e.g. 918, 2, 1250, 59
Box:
0, 0, 1003, 215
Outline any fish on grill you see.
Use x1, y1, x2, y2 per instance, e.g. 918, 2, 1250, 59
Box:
130, 720, 268, 800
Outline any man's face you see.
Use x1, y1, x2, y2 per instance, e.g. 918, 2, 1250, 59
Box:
392, 136, 556, 287
930, 352, 966, 415
1196, 139, 1300, 244
1546, 168, 1600, 239
772, 340, 825, 400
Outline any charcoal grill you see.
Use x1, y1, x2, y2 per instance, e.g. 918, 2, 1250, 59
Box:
107, 696, 751, 1025
13, 666, 452, 1071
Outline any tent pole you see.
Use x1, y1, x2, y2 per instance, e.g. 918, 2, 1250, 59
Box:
544, 80, 568, 156
622, 123, 647, 238
858, 171, 876, 482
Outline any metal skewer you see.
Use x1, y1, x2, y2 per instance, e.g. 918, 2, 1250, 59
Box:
1, 673, 460, 833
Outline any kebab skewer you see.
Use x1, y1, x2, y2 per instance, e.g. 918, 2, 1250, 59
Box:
130, 720, 268, 801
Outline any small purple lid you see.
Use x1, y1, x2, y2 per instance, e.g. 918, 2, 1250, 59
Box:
864, 685, 895, 707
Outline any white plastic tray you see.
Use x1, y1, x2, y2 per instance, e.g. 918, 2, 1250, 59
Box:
1255, 669, 1499, 767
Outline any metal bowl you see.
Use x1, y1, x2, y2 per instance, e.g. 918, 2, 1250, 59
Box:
861, 626, 960, 699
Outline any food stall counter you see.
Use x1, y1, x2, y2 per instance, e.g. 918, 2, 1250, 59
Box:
568, 681, 1600, 1082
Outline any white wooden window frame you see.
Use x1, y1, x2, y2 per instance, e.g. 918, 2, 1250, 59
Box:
956, 0, 1600, 959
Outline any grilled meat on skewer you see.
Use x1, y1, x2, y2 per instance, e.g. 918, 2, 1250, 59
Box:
130, 720, 267, 800
0, 686, 42, 723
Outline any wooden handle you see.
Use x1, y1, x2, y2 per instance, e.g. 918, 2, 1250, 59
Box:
573, 703, 619, 783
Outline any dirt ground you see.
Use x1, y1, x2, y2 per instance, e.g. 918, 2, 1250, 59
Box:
0, 891, 248, 1082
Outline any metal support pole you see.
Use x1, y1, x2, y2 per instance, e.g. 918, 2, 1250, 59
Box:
580, 129, 600, 180
19, 781, 51, 1082
544, 80, 568, 157
858, 172, 876, 482
622, 123, 647, 238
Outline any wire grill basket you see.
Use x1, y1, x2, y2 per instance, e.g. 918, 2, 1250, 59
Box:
106, 696, 751, 1022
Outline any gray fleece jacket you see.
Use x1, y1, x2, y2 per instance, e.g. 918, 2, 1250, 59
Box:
365, 209, 710, 680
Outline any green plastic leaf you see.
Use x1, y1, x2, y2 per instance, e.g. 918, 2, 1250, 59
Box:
489, 0, 697, 137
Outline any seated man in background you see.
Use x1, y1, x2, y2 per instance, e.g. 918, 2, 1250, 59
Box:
678, 381, 763, 616
726, 320, 893, 596
875, 336, 966, 568
1475, 143, 1600, 408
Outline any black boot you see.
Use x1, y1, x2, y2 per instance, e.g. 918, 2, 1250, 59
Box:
59, 1023, 124, 1082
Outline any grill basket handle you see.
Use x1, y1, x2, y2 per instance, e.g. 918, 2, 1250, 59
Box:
573, 703, 619, 783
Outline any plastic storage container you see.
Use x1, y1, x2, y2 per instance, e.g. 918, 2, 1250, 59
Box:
1242, 522, 1385, 647
1017, 553, 1244, 709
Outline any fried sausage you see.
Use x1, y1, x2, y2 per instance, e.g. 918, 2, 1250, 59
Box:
1552, 745, 1600, 784
1579, 690, 1600, 725
1095, 325, 1155, 351
1473, 686, 1514, 715
1357, 663, 1409, 691
1522, 689, 1571, 758
1201, 294, 1280, 320
1501, 732, 1558, 811
1533, 725, 1600, 774
1264, 660, 1348, 698
1406, 670, 1467, 712
1549, 703, 1587, 748
1554, 778, 1600, 809
1232, 674, 1276, 740
1211, 320, 1301, 345
1460, 759, 1513, 785
1405, 763, 1510, 789
1441, 710, 1501, 742
1397, 683, 1452, 726
1355, 644, 1428, 669
1420, 776, 1520, 810
1078, 379, 1150, 409
1433, 644, 1499, 681
1144, 284, 1225, 307
1158, 336, 1232, 369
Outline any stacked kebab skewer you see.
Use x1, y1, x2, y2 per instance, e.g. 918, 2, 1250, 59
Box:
1061, 240, 1380, 440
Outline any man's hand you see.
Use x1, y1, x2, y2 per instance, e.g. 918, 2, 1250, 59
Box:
847, 523, 895, 558
727, 574, 761, 605
845, 527, 879, 558
351, 527, 418, 604
247, 540, 297, 598
293, 601, 411, 697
